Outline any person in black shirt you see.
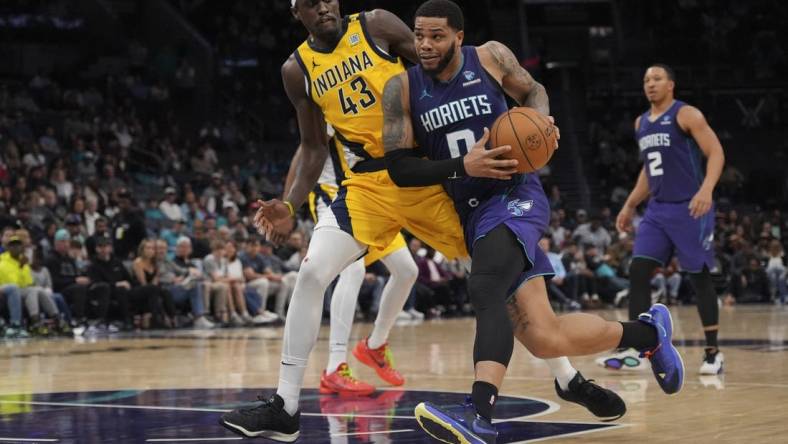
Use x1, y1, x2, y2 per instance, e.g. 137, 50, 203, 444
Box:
85, 217, 110, 259
87, 236, 135, 330
111, 189, 146, 260
45, 229, 110, 334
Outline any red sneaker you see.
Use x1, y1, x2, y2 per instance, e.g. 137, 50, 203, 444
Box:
352, 339, 405, 386
319, 362, 376, 396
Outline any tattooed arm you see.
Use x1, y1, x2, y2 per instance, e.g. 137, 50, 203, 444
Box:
382, 73, 518, 186
477, 41, 549, 115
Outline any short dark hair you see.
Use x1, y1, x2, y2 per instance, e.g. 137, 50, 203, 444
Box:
415, 0, 464, 31
649, 63, 675, 81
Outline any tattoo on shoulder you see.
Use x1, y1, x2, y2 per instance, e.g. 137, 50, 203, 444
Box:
485, 42, 515, 74
486, 41, 535, 83
382, 76, 406, 152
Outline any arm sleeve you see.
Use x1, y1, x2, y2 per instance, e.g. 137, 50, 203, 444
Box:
384, 148, 466, 187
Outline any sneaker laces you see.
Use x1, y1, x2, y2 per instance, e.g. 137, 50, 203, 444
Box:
240, 395, 276, 415
381, 345, 395, 368
576, 379, 610, 403
337, 364, 361, 383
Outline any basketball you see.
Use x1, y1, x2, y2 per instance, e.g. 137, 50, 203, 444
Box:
489, 107, 557, 173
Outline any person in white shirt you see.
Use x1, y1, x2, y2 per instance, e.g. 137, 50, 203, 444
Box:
159, 187, 184, 221
226, 240, 253, 325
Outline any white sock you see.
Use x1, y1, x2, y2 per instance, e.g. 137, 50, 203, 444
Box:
545, 357, 578, 391
367, 248, 418, 349
327, 259, 365, 373
275, 228, 366, 415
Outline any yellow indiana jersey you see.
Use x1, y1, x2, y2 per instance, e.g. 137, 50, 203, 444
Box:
294, 12, 404, 171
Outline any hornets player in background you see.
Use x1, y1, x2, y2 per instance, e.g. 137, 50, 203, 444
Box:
222, 0, 626, 440
381, 2, 685, 442
597, 64, 726, 376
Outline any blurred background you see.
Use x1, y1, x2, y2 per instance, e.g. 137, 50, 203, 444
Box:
0, 0, 786, 337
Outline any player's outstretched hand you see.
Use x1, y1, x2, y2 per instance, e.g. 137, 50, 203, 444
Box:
463, 127, 519, 180
254, 199, 294, 245
689, 187, 713, 219
616, 205, 635, 233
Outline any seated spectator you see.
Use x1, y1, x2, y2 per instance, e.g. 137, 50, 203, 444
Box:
573, 212, 612, 253
189, 221, 211, 259
88, 236, 136, 330
226, 239, 254, 325
561, 242, 599, 307
275, 231, 303, 262
85, 217, 110, 259
585, 244, 628, 303
132, 239, 177, 328
651, 258, 683, 305
538, 237, 581, 310
729, 257, 770, 303
30, 248, 72, 331
416, 247, 456, 316
202, 239, 235, 326
407, 238, 438, 318
240, 236, 279, 323
765, 239, 787, 303
157, 237, 214, 329
548, 212, 570, 249
161, 219, 188, 254
0, 235, 61, 335
46, 229, 110, 335
0, 283, 25, 338
258, 239, 298, 318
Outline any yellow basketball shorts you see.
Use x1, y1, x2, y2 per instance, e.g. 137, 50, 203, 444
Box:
310, 182, 408, 265
325, 170, 468, 261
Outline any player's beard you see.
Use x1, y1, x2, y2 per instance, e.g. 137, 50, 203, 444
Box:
423, 42, 457, 78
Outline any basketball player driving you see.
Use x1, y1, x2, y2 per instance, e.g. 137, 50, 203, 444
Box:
378, 2, 685, 442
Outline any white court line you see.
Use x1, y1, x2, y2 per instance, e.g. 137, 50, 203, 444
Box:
0, 439, 58, 442
0, 400, 415, 419
330, 429, 413, 437
509, 422, 628, 443
0, 400, 226, 413
147, 438, 242, 442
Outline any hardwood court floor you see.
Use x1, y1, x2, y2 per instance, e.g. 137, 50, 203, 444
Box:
1, 305, 787, 442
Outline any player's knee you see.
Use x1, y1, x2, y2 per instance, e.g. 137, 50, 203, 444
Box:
630, 257, 660, 281
467, 274, 488, 308
394, 257, 419, 285
297, 260, 334, 291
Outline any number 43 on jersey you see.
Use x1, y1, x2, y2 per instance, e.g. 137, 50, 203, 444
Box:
339, 77, 376, 115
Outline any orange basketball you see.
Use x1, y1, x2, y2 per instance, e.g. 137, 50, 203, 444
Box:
489, 107, 557, 173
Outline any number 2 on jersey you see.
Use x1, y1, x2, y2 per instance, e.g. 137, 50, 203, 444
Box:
339, 77, 376, 115
647, 151, 664, 176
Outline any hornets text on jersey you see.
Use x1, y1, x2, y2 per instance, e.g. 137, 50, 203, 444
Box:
636, 100, 704, 202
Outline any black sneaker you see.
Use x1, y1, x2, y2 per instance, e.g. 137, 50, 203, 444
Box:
219, 394, 300, 441
554, 372, 626, 421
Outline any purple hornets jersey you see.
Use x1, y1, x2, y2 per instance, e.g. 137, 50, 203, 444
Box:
407, 46, 541, 222
636, 100, 704, 202
408, 46, 555, 285
633, 100, 714, 272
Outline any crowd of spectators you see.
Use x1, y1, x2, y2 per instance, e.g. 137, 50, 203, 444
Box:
1, 1, 786, 340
